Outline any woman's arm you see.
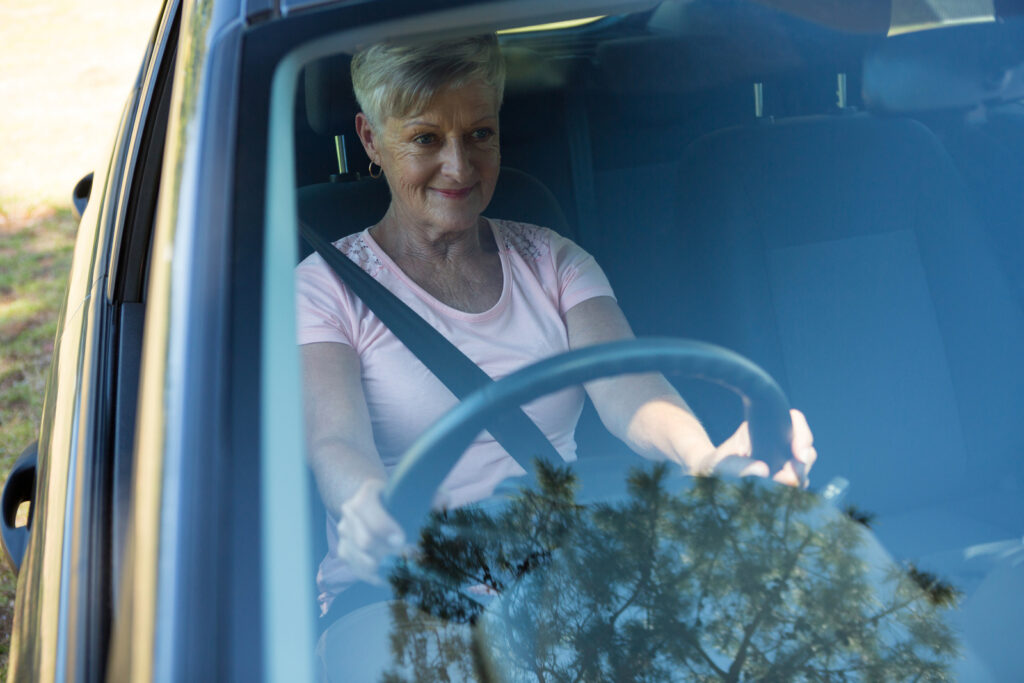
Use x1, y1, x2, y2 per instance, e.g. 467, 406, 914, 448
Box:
302, 342, 386, 515
564, 296, 815, 483
302, 341, 404, 581
564, 296, 717, 471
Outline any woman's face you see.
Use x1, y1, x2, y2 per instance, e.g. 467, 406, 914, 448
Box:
357, 81, 500, 236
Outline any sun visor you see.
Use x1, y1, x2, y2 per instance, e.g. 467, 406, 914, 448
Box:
863, 19, 1024, 113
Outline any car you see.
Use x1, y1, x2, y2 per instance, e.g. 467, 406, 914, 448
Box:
3, 0, 1024, 679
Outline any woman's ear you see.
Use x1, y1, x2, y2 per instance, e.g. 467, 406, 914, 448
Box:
354, 113, 379, 164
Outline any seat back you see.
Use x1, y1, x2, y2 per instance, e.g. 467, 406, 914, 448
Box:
652, 113, 1024, 517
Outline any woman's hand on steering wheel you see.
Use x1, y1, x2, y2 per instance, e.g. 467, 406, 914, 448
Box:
704, 409, 817, 487
336, 479, 407, 585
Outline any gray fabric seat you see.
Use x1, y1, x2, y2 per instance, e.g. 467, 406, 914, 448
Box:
645, 112, 1024, 523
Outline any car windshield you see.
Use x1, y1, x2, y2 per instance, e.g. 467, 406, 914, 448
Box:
272, 0, 1024, 679
360, 466, 957, 681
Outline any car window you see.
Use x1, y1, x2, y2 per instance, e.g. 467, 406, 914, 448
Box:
262, 1, 1024, 679
106, 1, 180, 607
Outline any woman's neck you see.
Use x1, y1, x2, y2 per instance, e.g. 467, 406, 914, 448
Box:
370, 211, 495, 267
369, 209, 503, 313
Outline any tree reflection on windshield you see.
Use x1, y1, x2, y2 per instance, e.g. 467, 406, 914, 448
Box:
382, 463, 959, 682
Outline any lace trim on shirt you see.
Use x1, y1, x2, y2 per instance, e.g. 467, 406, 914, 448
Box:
499, 220, 551, 263
330, 223, 548, 279
333, 232, 384, 279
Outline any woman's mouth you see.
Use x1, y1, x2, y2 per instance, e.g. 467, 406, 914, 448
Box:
434, 186, 474, 200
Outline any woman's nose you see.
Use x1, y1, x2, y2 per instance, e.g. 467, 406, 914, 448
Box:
440, 139, 473, 180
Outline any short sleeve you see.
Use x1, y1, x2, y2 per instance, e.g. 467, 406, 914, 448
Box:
548, 231, 616, 314
295, 254, 357, 347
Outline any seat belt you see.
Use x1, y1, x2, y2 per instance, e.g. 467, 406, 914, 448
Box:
299, 220, 562, 466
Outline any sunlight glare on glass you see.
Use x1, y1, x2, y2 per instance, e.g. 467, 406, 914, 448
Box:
889, 0, 994, 35
498, 16, 605, 34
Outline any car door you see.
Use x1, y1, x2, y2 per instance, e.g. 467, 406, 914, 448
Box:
102, 0, 252, 679
4, 1, 181, 680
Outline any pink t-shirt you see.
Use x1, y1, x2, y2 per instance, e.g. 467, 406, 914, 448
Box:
295, 218, 614, 608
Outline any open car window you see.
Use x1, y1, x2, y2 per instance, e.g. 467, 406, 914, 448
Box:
260, 1, 1024, 679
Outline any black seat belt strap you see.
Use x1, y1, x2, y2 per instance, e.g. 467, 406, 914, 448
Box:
299, 220, 562, 466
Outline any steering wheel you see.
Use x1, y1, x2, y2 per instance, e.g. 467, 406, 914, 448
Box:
383, 338, 794, 539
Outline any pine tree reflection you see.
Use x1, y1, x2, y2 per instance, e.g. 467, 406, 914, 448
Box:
381, 463, 959, 682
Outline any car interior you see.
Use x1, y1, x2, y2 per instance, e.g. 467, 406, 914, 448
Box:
287, 1, 1024, 672
11, 0, 1017, 679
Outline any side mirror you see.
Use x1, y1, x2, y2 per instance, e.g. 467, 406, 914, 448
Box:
72, 172, 94, 220
1, 442, 38, 572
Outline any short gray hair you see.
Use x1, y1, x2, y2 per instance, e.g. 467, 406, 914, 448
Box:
351, 34, 506, 129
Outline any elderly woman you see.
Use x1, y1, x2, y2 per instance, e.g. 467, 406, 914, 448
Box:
296, 34, 816, 616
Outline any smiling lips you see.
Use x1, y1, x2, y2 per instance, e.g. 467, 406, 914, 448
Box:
434, 186, 474, 199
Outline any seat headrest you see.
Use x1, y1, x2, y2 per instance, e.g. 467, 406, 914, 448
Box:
596, 35, 804, 96
863, 19, 1024, 113
304, 53, 355, 137
618, 0, 868, 97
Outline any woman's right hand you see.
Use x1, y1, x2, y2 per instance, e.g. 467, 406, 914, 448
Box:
336, 479, 407, 585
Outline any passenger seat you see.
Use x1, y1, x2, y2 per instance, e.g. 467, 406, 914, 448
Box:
664, 111, 1024, 525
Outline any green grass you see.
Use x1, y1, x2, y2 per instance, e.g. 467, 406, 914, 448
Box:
1, 1, 161, 675
0, 202, 78, 677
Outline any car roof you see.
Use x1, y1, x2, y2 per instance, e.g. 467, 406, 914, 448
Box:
240, 0, 1012, 29
242, 0, 456, 22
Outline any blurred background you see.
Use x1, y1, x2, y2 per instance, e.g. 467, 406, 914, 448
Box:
0, 0, 161, 674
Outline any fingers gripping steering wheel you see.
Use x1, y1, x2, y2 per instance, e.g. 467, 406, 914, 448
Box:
384, 338, 794, 539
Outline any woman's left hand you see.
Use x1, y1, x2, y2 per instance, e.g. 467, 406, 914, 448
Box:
702, 409, 817, 487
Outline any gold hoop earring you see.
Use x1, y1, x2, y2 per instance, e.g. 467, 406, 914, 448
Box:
368, 161, 382, 179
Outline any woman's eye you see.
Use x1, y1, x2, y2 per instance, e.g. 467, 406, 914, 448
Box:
471, 127, 495, 141
413, 133, 436, 145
